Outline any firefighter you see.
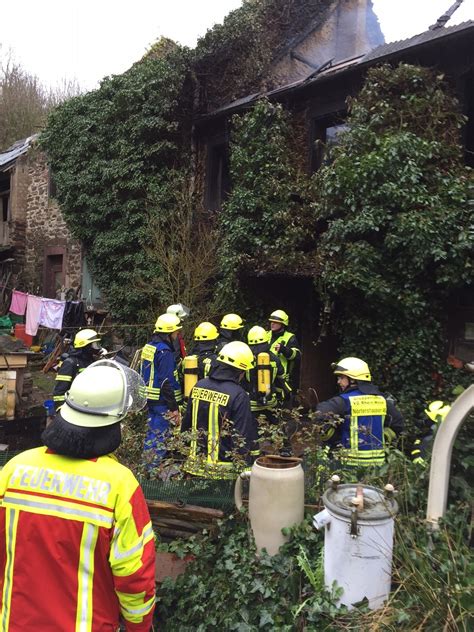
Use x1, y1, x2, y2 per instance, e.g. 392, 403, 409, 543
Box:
190, 321, 219, 379
140, 313, 183, 468
167, 303, 189, 363
216, 313, 245, 353
268, 309, 301, 402
52, 328, 102, 411
411, 400, 451, 465
244, 325, 289, 423
316, 357, 403, 467
181, 340, 257, 479
0, 360, 155, 631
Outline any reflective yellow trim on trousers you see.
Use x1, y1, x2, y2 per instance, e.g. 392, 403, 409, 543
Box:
55, 374, 73, 382
208, 403, 219, 464
75, 523, 98, 632
1, 508, 19, 631
341, 450, 386, 466
189, 397, 199, 460
182, 459, 238, 479
251, 395, 278, 412
184, 400, 239, 479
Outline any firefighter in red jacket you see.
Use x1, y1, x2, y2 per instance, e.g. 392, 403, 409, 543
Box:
0, 360, 156, 631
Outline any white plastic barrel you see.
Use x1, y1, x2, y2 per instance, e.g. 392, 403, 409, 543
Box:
235, 455, 304, 556
314, 483, 398, 610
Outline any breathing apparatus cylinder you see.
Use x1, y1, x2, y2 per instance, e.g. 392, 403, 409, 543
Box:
257, 352, 271, 401
183, 355, 199, 398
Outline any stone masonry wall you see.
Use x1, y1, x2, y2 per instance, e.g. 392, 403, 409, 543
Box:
8, 157, 29, 276
23, 149, 82, 296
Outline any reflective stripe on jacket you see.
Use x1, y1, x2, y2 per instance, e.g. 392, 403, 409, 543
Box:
190, 341, 218, 381
140, 340, 182, 405
269, 330, 301, 381
181, 370, 256, 479
339, 390, 387, 466
0, 447, 155, 631
52, 352, 91, 409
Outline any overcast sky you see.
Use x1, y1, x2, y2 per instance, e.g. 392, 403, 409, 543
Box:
1, 0, 473, 90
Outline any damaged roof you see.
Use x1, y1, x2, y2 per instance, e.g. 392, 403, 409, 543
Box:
362, 19, 474, 64
0, 135, 38, 172
201, 20, 474, 121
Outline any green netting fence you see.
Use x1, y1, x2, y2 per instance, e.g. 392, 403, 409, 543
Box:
0, 451, 317, 512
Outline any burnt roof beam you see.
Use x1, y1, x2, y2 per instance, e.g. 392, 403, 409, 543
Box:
290, 50, 320, 70
429, 0, 464, 30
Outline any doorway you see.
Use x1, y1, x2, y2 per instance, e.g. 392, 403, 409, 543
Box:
44, 252, 64, 298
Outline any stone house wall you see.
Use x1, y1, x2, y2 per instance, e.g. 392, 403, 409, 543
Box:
22, 149, 82, 296
7, 158, 29, 267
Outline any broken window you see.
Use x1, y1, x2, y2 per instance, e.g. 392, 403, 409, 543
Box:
310, 115, 348, 172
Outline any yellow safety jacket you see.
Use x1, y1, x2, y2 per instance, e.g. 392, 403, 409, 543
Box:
181, 371, 257, 480
140, 339, 183, 405
339, 391, 387, 466
0, 447, 156, 631
269, 330, 301, 382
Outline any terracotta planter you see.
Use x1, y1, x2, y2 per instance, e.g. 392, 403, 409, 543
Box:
155, 551, 194, 583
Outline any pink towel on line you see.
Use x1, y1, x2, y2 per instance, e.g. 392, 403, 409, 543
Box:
10, 290, 28, 316
25, 295, 43, 337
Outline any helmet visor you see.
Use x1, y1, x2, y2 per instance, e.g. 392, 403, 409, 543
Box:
88, 359, 147, 419
167, 303, 190, 319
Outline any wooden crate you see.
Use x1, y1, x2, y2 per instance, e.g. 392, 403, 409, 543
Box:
0, 371, 17, 419
0, 354, 28, 370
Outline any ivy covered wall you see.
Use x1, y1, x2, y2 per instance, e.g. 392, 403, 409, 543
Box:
40, 0, 473, 415
215, 99, 315, 307
216, 64, 473, 415
312, 64, 473, 415
41, 44, 192, 322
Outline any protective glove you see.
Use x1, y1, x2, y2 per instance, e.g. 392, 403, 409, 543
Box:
168, 409, 181, 426
278, 343, 292, 359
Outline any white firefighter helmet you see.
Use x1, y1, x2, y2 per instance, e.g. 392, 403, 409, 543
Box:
62, 359, 147, 428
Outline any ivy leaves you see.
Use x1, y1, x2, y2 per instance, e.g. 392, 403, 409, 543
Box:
157, 516, 334, 630
40, 45, 192, 322
216, 99, 315, 306
313, 64, 473, 417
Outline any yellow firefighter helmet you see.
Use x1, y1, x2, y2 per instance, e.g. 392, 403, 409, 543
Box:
217, 341, 254, 371
331, 357, 372, 381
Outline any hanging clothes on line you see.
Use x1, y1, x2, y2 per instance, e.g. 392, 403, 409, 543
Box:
39, 298, 66, 330
9, 290, 28, 316
25, 295, 43, 336
61, 301, 86, 331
